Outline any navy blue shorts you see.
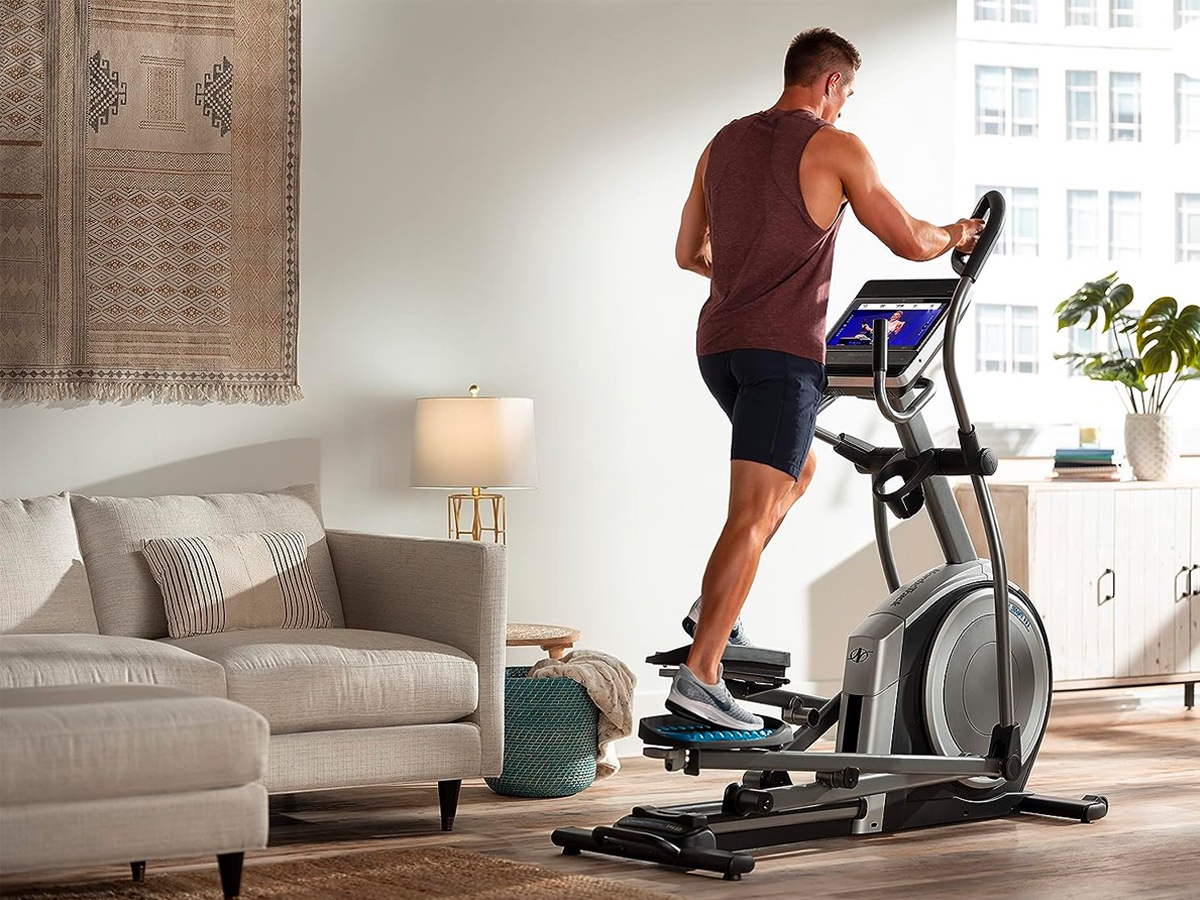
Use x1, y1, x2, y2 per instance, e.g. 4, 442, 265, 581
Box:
698, 349, 827, 481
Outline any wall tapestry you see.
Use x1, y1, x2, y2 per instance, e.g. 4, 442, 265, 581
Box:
0, 0, 302, 403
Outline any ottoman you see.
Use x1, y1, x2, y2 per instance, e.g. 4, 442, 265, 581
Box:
0, 684, 269, 898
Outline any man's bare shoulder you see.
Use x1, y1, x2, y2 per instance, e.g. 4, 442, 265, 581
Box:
809, 125, 867, 155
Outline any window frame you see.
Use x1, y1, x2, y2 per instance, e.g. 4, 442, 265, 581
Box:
1108, 191, 1142, 261
1109, 0, 1138, 28
1108, 71, 1142, 142
1066, 70, 1099, 140
1178, 193, 1200, 263
975, 65, 1039, 137
1067, 189, 1101, 259
1066, 0, 1098, 26
975, 303, 1041, 375
1177, 74, 1200, 143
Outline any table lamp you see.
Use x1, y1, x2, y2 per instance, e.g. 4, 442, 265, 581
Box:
411, 385, 537, 543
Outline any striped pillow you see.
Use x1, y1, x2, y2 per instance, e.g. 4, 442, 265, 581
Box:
141, 532, 332, 639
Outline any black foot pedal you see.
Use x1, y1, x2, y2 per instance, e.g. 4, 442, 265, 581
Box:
640, 714, 792, 749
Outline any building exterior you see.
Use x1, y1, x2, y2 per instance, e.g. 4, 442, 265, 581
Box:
954, 0, 1198, 447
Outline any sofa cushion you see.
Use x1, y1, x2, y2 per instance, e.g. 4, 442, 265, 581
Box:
143, 532, 331, 638
0, 633, 227, 696
164, 628, 478, 734
0, 494, 99, 635
71, 484, 343, 639
0, 684, 268, 805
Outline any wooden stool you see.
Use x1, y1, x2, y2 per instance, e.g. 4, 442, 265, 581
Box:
506, 623, 580, 660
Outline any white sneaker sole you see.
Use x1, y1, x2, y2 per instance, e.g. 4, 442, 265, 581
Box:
666, 689, 764, 731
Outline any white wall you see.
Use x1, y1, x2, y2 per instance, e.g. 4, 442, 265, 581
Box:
1, 1, 963, 750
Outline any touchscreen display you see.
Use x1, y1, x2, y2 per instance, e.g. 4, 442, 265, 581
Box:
827, 302, 947, 350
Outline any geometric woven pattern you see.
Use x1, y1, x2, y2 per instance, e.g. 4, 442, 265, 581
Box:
485, 668, 598, 799
87, 51, 127, 133
0, 0, 302, 404
85, 189, 232, 326
195, 55, 233, 136
0, 0, 45, 135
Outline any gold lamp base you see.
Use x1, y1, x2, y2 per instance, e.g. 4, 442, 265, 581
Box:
448, 487, 506, 543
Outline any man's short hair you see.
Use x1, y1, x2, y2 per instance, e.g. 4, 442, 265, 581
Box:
784, 28, 861, 87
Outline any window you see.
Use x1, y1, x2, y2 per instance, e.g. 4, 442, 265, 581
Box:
1176, 0, 1200, 28
976, 305, 1040, 374
1067, 190, 1100, 258
978, 185, 1039, 255
1109, 191, 1141, 261
1178, 74, 1200, 142
977, 0, 1038, 21
1066, 0, 1097, 25
1066, 71, 1098, 139
1179, 194, 1200, 262
1067, 323, 1112, 376
976, 0, 1005, 20
976, 66, 1039, 136
1109, 72, 1141, 141
1110, 0, 1138, 27
1012, 0, 1038, 22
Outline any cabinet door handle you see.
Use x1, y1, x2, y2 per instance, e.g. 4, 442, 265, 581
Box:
1098, 568, 1115, 606
1178, 566, 1192, 602
1191, 565, 1199, 599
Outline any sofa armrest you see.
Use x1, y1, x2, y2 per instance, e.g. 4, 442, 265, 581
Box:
325, 529, 507, 776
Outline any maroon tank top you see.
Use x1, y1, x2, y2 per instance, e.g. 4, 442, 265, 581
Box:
696, 108, 845, 363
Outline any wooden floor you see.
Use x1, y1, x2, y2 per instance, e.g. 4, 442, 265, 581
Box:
5, 691, 1198, 899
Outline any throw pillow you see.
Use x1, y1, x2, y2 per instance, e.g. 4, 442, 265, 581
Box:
141, 531, 332, 639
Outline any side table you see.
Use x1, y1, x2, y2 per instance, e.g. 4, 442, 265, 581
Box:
505, 623, 580, 660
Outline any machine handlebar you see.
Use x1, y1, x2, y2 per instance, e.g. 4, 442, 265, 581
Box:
951, 190, 1006, 283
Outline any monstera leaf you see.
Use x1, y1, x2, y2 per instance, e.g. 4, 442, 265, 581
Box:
1055, 273, 1135, 332
1136, 297, 1200, 377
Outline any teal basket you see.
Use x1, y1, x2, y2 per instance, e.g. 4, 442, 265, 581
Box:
485, 666, 599, 798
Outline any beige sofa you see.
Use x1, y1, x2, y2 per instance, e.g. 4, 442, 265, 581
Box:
0, 484, 507, 833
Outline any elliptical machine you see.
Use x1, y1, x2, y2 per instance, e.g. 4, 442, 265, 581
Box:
551, 192, 1108, 880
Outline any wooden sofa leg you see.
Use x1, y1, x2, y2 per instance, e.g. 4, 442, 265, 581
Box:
130, 861, 146, 882
217, 851, 244, 899
438, 779, 462, 832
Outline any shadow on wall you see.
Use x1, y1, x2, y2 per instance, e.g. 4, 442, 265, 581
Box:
74, 440, 322, 498
806, 510, 948, 685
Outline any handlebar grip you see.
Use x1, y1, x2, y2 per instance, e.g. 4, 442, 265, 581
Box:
951, 190, 1006, 283
872, 318, 889, 373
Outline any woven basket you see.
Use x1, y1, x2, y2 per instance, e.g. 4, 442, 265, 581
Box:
485, 666, 598, 798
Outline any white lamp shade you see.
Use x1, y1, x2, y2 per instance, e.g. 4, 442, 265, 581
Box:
411, 397, 538, 489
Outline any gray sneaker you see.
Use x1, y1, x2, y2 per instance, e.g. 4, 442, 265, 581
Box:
682, 597, 754, 647
666, 664, 765, 731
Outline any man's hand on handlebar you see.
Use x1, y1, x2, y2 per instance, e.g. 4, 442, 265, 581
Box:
953, 218, 986, 253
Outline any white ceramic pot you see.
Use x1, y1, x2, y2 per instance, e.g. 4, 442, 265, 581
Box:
1124, 414, 1177, 482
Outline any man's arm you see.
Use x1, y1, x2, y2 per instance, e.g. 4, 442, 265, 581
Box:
830, 131, 982, 261
675, 143, 713, 278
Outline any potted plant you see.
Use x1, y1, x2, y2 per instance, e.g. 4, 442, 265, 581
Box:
1055, 273, 1200, 481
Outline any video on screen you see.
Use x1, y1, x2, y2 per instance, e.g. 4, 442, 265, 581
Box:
827, 302, 946, 351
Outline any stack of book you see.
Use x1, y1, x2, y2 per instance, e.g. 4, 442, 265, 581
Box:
1052, 447, 1125, 481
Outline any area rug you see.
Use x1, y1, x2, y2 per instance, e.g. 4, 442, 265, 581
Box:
0, 847, 678, 899
0, 0, 302, 404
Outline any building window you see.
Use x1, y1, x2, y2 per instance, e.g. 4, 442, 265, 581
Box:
1109, 191, 1141, 261
1066, 71, 1098, 139
1067, 324, 1113, 375
976, 305, 1040, 374
976, 0, 1005, 20
1012, 0, 1038, 22
978, 185, 1040, 256
976, 66, 1039, 136
1110, 0, 1138, 27
1176, 0, 1200, 28
1067, 190, 1100, 258
1179, 194, 1200, 262
977, 0, 1038, 21
1109, 72, 1141, 141
1067, 0, 1098, 25
1178, 74, 1200, 143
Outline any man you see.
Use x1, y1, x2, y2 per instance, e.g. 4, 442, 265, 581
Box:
668, 28, 984, 730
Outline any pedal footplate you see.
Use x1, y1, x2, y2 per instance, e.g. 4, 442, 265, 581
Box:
640, 713, 792, 750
